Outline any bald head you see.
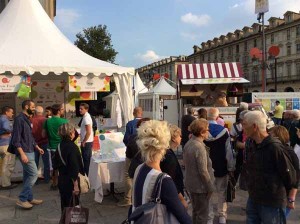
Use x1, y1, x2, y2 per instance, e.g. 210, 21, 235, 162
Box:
35, 106, 44, 115
133, 107, 143, 118
207, 108, 219, 121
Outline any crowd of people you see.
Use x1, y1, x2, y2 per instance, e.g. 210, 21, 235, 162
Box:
122, 105, 299, 224
0, 100, 299, 224
0, 100, 94, 213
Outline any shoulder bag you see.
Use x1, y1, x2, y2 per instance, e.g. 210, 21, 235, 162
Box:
128, 172, 180, 224
58, 144, 90, 194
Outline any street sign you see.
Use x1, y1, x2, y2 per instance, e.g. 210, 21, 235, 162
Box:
268, 46, 280, 57
255, 0, 269, 14
250, 47, 262, 59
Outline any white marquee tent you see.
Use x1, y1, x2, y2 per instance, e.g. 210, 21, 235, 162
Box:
138, 77, 176, 120
103, 73, 148, 127
0, 0, 135, 123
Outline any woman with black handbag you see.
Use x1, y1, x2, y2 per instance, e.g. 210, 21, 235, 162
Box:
130, 120, 192, 224
54, 123, 84, 212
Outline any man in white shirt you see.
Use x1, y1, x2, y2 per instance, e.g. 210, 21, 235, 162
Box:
79, 103, 94, 175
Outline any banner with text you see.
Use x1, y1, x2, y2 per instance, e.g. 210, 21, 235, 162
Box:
0, 75, 22, 92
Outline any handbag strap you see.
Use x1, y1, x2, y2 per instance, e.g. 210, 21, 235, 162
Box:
151, 173, 166, 202
57, 144, 67, 166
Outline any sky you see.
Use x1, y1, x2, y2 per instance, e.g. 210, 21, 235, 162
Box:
54, 0, 299, 69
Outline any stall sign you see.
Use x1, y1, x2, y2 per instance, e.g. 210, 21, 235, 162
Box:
69, 75, 110, 92
0, 75, 22, 92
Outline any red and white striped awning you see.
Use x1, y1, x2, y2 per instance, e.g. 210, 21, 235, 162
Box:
177, 62, 249, 85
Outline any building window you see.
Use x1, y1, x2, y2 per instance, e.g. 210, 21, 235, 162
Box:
254, 39, 257, 47
296, 63, 300, 77
287, 45, 291, 55
253, 70, 258, 83
208, 53, 211, 62
236, 45, 239, 53
244, 41, 248, 51
287, 64, 292, 77
221, 49, 224, 58
297, 44, 300, 54
271, 34, 274, 44
287, 15, 291, 22
297, 25, 300, 37
228, 47, 232, 56
201, 55, 204, 61
287, 29, 291, 40
214, 52, 217, 60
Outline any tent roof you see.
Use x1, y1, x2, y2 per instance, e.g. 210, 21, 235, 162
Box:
133, 73, 148, 94
141, 77, 176, 95
0, 0, 134, 76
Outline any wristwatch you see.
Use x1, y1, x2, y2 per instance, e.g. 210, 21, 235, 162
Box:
288, 198, 295, 203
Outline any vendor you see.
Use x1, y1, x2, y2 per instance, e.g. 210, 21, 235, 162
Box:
201, 84, 228, 106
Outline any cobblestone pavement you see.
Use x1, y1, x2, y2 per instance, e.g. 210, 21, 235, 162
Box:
0, 181, 299, 224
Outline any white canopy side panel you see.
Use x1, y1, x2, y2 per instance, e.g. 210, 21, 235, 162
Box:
0, 0, 134, 76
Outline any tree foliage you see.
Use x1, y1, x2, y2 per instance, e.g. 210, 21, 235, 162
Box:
74, 25, 118, 63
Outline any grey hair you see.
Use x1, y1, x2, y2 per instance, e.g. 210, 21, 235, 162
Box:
187, 107, 195, 115
58, 123, 75, 140
35, 106, 44, 114
207, 107, 219, 120
243, 111, 267, 132
239, 102, 249, 110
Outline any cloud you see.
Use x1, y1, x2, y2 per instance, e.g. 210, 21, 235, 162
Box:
229, 4, 240, 9
54, 8, 81, 35
181, 13, 211, 27
135, 50, 166, 63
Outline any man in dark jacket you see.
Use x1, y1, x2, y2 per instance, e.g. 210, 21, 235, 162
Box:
12, 100, 44, 209
243, 111, 297, 224
181, 107, 196, 148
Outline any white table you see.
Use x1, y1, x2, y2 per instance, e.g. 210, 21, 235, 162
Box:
89, 157, 125, 203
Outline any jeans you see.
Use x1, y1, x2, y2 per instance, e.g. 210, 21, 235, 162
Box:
273, 118, 282, 125
81, 142, 93, 175
246, 198, 286, 224
34, 144, 50, 182
18, 152, 38, 202
0, 145, 16, 187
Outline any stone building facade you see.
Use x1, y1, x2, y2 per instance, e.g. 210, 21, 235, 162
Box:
188, 10, 300, 92
136, 56, 188, 84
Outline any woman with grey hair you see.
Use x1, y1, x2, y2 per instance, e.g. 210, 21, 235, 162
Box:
131, 120, 191, 224
54, 123, 84, 213
184, 118, 215, 224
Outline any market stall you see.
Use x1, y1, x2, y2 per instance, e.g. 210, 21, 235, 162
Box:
138, 77, 176, 120
0, 0, 135, 124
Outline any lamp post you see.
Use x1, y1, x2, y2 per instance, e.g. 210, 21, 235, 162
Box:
255, 0, 269, 92
268, 56, 278, 92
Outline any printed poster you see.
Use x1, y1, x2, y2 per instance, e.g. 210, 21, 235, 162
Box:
69, 75, 110, 92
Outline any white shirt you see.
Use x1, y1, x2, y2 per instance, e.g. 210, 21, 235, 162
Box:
80, 112, 94, 143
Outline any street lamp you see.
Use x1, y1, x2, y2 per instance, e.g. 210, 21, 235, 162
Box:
268, 55, 278, 92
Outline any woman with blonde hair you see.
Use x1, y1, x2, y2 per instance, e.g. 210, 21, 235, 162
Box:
184, 118, 215, 224
161, 124, 187, 208
54, 123, 84, 213
131, 120, 191, 224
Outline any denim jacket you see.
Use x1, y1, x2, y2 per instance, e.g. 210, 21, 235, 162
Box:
11, 113, 36, 153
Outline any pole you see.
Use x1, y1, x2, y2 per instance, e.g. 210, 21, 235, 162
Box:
274, 57, 277, 92
261, 12, 267, 92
